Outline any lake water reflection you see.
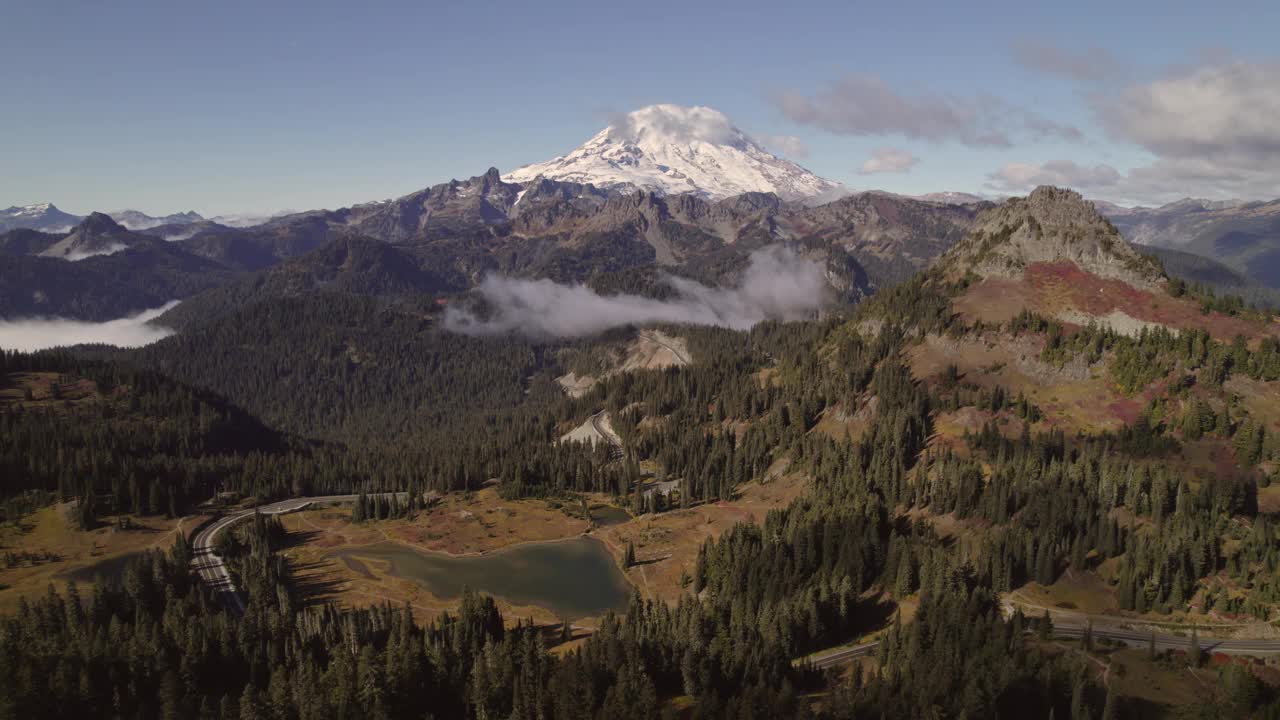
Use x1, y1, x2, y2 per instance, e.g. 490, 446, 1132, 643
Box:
329, 536, 631, 619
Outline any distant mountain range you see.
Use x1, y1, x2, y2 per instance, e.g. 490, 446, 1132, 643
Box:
154, 168, 992, 328
0, 203, 81, 233
0, 167, 988, 322
915, 191, 988, 205
1095, 197, 1280, 287
110, 209, 205, 231
12, 161, 1280, 327
1, 203, 288, 235
7, 109, 1280, 329
0, 213, 232, 320
1, 203, 208, 234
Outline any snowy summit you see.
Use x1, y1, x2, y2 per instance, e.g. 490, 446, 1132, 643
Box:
0, 202, 83, 233
505, 104, 837, 202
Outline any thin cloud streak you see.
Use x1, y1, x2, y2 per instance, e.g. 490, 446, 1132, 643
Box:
772, 73, 1082, 147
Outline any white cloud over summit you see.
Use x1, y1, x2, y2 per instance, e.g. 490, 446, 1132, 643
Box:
604, 104, 740, 146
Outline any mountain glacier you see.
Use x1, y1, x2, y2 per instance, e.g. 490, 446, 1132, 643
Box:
505, 105, 837, 202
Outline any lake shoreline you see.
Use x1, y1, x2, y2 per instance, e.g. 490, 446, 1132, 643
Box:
326, 534, 635, 620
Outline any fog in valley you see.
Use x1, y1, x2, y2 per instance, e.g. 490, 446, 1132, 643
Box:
0, 301, 178, 352
444, 246, 829, 338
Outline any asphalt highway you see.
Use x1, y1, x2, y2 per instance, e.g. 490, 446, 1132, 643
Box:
803, 622, 1280, 669
191, 494, 401, 613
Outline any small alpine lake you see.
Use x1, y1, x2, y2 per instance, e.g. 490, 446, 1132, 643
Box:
328, 536, 631, 620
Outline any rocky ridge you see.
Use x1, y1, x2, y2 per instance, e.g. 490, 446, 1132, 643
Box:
944, 186, 1164, 289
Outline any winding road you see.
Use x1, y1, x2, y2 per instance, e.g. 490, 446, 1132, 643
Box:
804, 621, 1280, 669
638, 330, 691, 366
191, 494, 402, 613
193, 495, 1280, 661
590, 411, 624, 460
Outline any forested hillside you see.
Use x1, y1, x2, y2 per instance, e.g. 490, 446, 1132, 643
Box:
5, 187, 1280, 717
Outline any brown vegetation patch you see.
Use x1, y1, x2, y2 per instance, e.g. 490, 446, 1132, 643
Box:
302, 488, 592, 558
1106, 649, 1222, 710
0, 504, 185, 613
595, 471, 812, 606
955, 263, 1275, 343
0, 372, 111, 409
952, 277, 1037, 325
813, 396, 877, 443
910, 333, 1129, 432
1258, 485, 1280, 515
1227, 376, 1280, 433
1027, 261, 1270, 341
1016, 570, 1119, 616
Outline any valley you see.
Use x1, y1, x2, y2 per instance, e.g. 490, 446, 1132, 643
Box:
8, 166, 1280, 718
11, 2, 1280, 714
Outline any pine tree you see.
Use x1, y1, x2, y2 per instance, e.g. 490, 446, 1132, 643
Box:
1070, 678, 1085, 720
353, 486, 369, 523
1101, 684, 1117, 720
239, 684, 263, 720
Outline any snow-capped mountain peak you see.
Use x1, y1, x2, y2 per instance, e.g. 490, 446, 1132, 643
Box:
505, 104, 836, 202
0, 202, 83, 233
11, 202, 52, 216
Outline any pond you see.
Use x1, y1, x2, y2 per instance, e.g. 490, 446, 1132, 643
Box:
328, 536, 631, 620
589, 504, 632, 527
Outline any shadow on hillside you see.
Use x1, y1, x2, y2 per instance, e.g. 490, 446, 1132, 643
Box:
279, 528, 322, 550
288, 559, 346, 607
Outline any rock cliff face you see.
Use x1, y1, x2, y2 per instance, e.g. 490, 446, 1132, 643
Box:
943, 186, 1164, 289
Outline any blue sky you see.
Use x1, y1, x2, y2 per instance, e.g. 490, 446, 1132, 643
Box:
4, 0, 1280, 215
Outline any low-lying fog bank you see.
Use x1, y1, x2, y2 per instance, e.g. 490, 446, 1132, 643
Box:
0, 301, 179, 352
444, 246, 829, 338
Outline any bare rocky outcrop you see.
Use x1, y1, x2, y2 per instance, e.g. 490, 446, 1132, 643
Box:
39, 213, 145, 260
1055, 308, 1170, 338
555, 329, 691, 398
943, 186, 1165, 289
